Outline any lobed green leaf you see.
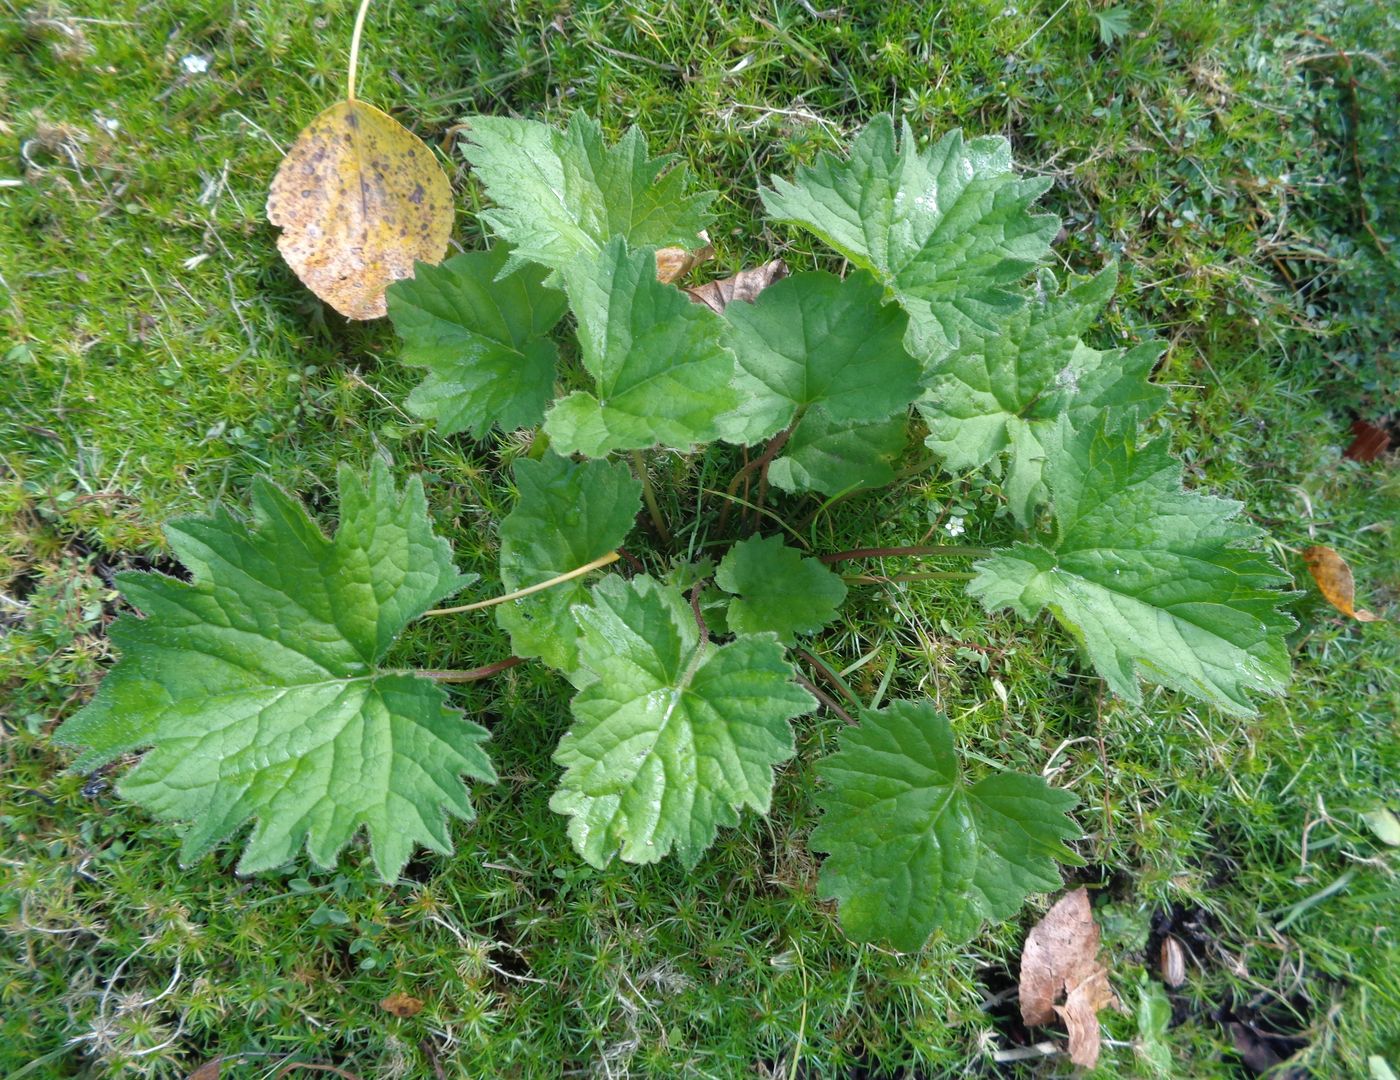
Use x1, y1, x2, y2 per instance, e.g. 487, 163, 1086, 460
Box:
552, 575, 816, 868
812, 701, 1080, 951
719, 269, 922, 446
919, 266, 1167, 524
761, 116, 1059, 359
462, 112, 714, 276
386, 246, 567, 437
544, 238, 739, 456
496, 454, 641, 672
968, 416, 1296, 715
715, 534, 847, 644
55, 461, 495, 881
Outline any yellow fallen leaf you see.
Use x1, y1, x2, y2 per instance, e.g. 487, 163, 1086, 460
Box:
1303, 545, 1382, 622
267, 100, 452, 320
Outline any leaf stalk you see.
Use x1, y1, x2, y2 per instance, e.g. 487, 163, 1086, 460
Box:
630, 451, 673, 545
419, 657, 525, 683
422, 551, 620, 616
820, 544, 993, 564
345, 0, 375, 102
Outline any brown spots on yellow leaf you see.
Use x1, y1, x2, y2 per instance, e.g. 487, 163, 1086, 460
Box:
267, 100, 452, 320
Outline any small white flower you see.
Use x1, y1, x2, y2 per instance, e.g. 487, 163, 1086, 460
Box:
181, 54, 210, 75
945, 515, 966, 537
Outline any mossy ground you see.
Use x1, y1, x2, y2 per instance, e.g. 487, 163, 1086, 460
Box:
2, 0, 1398, 1076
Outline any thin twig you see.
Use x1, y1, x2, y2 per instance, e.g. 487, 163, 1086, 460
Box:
720, 422, 795, 531
422, 552, 619, 616
842, 571, 977, 584
689, 581, 710, 649
794, 673, 854, 724
795, 647, 862, 708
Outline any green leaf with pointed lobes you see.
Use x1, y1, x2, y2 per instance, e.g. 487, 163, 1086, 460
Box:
968, 416, 1296, 715
719, 269, 922, 446
552, 575, 816, 868
761, 116, 1059, 359
813, 701, 1081, 951
543, 239, 739, 456
919, 265, 1168, 524
715, 534, 848, 645
461, 112, 715, 276
54, 460, 495, 882
766, 410, 908, 496
496, 454, 642, 671
387, 245, 567, 438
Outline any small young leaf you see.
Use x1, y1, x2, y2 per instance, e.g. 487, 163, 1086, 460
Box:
969, 417, 1296, 715
54, 461, 494, 881
462, 113, 714, 275
497, 455, 642, 671
761, 116, 1059, 357
552, 575, 816, 868
715, 534, 847, 644
812, 701, 1080, 951
720, 270, 923, 447
1093, 6, 1133, 46
267, 101, 453, 320
919, 266, 1167, 524
386, 246, 567, 437
766, 410, 908, 496
543, 238, 739, 456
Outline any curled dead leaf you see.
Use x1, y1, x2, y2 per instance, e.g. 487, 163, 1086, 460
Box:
685, 258, 788, 313
1055, 966, 1117, 1069
379, 991, 424, 1018
1019, 887, 1120, 1069
1303, 545, 1382, 622
267, 100, 453, 320
655, 235, 714, 284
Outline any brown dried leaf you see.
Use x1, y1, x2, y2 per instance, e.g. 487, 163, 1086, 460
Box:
379, 991, 424, 1018
185, 1062, 221, 1080
1018, 888, 1119, 1068
1344, 418, 1391, 462
1304, 545, 1382, 622
685, 259, 788, 313
654, 236, 714, 284
1055, 965, 1118, 1068
267, 101, 452, 320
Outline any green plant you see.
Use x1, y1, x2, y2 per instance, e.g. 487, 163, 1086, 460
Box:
53, 111, 1295, 952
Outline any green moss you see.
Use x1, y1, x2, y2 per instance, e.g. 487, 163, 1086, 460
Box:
2, 0, 1398, 1076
